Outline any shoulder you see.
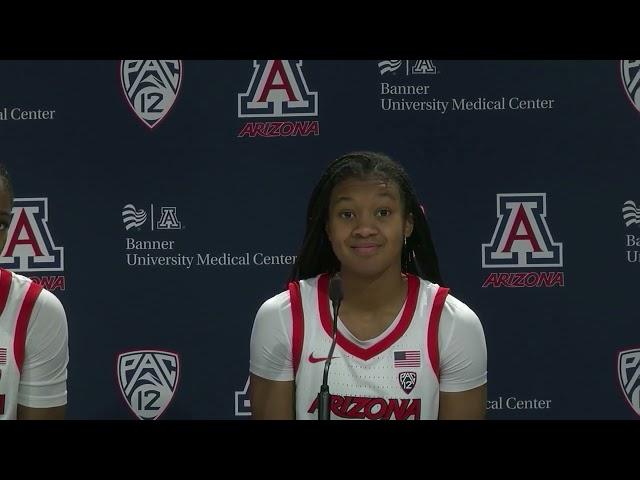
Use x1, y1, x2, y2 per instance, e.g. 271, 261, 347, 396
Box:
33, 288, 66, 317
256, 289, 291, 320
6, 269, 32, 292
3, 270, 58, 310
255, 275, 322, 321
442, 293, 480, 326
438, 290, 485, 348
417, 278, 482, 330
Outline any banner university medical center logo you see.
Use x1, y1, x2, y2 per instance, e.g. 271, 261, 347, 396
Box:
237, 60, 319, 137
121, 60, 182, 129
117, 350, 180, 420
378, 60, 437, 76
122, 203, 182, 231
482, 193, 564, 288
620, 60, 640, 116
618, 348, 640, 417
0, 198, 65, 291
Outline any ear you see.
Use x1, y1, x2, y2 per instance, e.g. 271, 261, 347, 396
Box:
404, 212, 414, 238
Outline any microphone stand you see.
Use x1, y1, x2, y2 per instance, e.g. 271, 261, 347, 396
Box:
318, 277, 342, 420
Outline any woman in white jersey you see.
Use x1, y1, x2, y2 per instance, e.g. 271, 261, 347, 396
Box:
0, 164, 69, 420
250, 151, 486, 420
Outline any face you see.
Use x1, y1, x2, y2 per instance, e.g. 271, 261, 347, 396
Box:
0, 182, 12, 252
325, 177, 413, 278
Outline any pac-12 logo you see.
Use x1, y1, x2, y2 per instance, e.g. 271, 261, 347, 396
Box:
0, 198, 65, 290
117, 350, 180, 420
398, 372, 417, 394
237, 60, 319, 138
482, 193, 564, 288
618, 347, 640, 417
120, 60, 182, 129
620, 60, 640, 116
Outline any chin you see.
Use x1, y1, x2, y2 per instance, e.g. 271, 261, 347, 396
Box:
339, 259, 394, 278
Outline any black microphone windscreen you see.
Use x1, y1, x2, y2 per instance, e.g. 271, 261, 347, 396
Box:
328, 274, 343, 305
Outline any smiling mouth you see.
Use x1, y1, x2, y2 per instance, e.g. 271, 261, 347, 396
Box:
351, 245, 379, 256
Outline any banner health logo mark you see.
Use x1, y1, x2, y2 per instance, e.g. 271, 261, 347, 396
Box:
620, 60, 640, 115
237, 60, 319, 138
117, 350, 180, 420
618, 348, 640, 417
623, 200, 640, 227
121, 60, 182, 129
0, 198, 65, 291
481, 193, 564, 288
623, 200, 640, 263
122, 204, 147, 230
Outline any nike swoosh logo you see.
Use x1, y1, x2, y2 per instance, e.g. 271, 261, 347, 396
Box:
308, 353, 340, 363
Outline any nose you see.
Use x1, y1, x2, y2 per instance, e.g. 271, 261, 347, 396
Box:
352, 215, 379, 238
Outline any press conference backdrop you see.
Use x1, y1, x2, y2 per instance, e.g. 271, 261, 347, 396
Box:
1, 60, 638, 420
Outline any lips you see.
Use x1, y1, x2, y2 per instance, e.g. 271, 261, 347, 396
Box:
351, 244, 380, 256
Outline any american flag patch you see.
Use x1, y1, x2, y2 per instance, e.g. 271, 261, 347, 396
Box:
394, 350, 420, 368
0, 348, 6, 365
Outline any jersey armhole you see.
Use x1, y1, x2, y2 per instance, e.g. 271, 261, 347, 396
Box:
288, 281, 304, 377
426, 286, 449, 381
13, 282, 44, 373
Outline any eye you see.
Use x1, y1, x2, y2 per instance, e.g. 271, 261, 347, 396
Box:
339, 211, 354, 220
376, 208, 391, 217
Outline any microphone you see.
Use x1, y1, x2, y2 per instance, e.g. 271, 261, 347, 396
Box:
318, 274, 343, 420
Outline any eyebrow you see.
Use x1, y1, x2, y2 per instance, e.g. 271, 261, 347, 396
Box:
333, 191, 398, 204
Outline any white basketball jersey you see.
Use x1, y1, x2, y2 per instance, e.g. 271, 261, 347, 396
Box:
290, 274, 448, 420
0, 269, 44, 420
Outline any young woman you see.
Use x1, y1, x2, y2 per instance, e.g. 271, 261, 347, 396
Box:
250, 151, 486, 420
0, 164, 69, 420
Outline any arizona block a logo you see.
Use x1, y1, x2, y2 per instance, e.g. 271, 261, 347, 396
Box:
237, 60, 319, 138
482, 193, 564, 288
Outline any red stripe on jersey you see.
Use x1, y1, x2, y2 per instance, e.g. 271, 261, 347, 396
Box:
13, 282, 43, 373
427, 287, 449, 381
317, 273, 419, 361
0, 269, 13, 316
288, 281, 304, 376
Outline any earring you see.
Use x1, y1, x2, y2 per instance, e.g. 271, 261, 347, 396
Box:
402, 236, 408, 272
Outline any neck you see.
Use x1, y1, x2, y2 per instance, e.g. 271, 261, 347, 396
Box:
339, 266, 407, 312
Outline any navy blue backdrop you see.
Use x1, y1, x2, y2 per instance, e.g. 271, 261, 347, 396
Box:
1, 59, 638, 419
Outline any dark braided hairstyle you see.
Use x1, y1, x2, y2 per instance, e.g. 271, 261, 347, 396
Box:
288, 151, 444, 285
0, 163, 13, 203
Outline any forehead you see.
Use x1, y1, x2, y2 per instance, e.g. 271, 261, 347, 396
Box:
330, 177, 401, 202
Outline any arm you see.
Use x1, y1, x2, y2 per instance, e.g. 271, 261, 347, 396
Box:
437, 296, 488, 420
249, 292, 296, 420
17, 289, 69, 419
249, 374, 295, 420
18, 404, 66, 420
438, 384, 487, 420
